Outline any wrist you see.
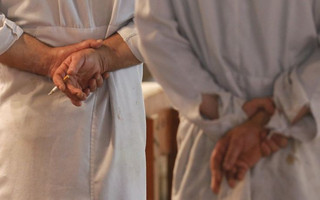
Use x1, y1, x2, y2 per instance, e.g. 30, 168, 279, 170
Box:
22, 33, 53, 76
45, 47, 58, 77
96, 45, 114, 73
249, 109, 272, 127
200, 94, 219, 120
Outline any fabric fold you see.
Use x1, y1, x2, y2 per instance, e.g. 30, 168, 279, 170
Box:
0, 14, 23, 55
117, 21, 143, 62
136, 0, 248, 140
267, 48, 320, 141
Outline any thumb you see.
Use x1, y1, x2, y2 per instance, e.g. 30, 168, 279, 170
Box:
66, 54, 85, 75
64, 39, 103, 54
89, 39, 103, 49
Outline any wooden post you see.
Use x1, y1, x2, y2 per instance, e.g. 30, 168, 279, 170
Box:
143, 82, 179, 200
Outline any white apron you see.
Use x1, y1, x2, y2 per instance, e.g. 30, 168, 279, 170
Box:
0, 1, 146, 199
136, 0, 320, 199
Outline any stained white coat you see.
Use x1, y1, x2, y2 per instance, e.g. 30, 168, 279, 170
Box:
136, 1, 320, 199
0, 1, 145, 199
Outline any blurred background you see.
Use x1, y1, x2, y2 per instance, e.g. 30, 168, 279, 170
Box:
142, 64, 179, 200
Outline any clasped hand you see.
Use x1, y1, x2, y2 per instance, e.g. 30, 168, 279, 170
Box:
210, 98, 288, 194
48, 39, 109, 106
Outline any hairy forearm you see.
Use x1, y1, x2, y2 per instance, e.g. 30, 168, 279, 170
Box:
98, 33, 140, 72
0, 33, 52, 76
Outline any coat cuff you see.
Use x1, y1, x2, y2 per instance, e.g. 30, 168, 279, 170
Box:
272, 69, 309, 123
266, 110, 316, 142
117, 21, 143, 62
0, 15, 23, 55
267, 48, 320, 141
185, 91, 248, 141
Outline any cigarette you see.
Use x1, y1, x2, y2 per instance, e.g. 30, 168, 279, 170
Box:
48, 75, 70, 95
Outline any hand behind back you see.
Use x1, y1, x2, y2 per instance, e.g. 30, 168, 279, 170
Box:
210, 97, 288, 194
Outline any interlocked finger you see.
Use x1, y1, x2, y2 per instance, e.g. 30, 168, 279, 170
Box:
235, 160, 249, 180
261, 142, 272, 157
211, 137, 228, 194
271, 134, 288, 148
95, 73, 104, 87
89, 78, 97, 92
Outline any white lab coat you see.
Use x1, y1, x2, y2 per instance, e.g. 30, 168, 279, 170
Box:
0, 1, 146, 200
136, 0, 320, 199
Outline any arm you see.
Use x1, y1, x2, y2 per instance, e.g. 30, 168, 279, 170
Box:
210, 34, 320, 196
0, 33, 50, 75
97, 32, 140, 72
0, 13, 49, 74
136, 0, 253, 138
0, 13, 103, 79
266, 44, 320, 142
0, 33, 103, 77
265, 0, 320, 141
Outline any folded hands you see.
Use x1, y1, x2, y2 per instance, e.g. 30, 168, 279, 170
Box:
48, 39, 109, 106
48, 39, 290, 194
209, 97, 288, 194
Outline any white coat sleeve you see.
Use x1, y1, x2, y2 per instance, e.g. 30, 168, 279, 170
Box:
266, 1, 320, 141
136, 0, 247, 140
0, 13, 23, 55
117, 20, 144, 62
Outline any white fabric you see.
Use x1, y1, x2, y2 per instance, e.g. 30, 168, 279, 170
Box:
136, 0, 320, 199
0, 14, 23, 55
0, 1, 145, 200
267, 48, 320, 141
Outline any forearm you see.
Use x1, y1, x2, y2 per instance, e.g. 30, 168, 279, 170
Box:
0, 33, 52, 76
99, 33, 140, 72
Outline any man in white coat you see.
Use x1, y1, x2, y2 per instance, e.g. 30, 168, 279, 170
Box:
136, 1, 320, 200
0, 1, 146, 199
